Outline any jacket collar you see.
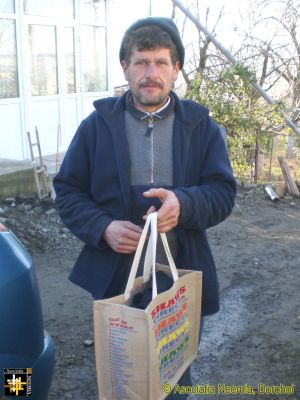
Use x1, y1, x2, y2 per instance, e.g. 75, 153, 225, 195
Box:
93, 90, 209, 127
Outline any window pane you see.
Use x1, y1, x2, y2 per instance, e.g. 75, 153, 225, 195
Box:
0, 0, 14, 13
64, 27, 76, 93
0, 19, 19, 98
24, 0, 74, 18
80, 0, 107, 25
28, 25, 58, 96
82, 26, 107, 92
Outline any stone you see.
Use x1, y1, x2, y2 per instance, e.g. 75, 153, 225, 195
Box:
45, 208, 56, 216
83, 339, 94, 347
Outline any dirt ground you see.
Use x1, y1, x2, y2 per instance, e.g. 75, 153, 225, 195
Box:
2, 185, 300, 400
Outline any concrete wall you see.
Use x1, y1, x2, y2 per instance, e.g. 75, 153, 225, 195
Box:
0, 168, 37, 201
0, 158, 55, 201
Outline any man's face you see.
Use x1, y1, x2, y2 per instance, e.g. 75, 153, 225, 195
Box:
122, 47, 180, 113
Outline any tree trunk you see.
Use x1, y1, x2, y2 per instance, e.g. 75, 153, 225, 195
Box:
254, 133, 260, 183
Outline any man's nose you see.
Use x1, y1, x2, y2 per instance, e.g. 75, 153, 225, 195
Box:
145, 63, 158, 79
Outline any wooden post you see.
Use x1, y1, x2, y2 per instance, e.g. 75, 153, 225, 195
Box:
268, 137, 274, 180
278, 157, 300, 196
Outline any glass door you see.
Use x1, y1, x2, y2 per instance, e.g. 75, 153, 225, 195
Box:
25, 19, 78, 155
28, 24, 58, 97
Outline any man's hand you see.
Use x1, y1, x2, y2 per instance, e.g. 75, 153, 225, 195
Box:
143, 188, 180, 233
103, 221, 142, 253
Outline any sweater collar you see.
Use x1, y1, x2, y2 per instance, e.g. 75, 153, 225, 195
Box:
125, 92, 175, 121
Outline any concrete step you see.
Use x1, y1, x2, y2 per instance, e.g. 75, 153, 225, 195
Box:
0, 156, 63, 201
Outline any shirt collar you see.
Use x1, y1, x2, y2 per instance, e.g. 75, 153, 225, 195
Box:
125, 92, 175, 121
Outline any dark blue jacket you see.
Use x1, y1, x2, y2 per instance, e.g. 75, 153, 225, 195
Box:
53, 91, 236, 315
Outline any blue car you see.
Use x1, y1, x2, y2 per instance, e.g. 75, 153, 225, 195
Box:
0, 223, 54, 399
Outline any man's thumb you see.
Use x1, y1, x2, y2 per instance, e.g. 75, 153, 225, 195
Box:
143, 188, 166, 199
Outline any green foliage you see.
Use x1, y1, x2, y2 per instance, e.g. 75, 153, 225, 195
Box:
186, 65, 285, 181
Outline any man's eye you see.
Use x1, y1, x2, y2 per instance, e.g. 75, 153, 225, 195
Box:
157, 60, 168, 66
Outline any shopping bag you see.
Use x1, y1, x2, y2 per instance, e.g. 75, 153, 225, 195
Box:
93, 212, 202, 400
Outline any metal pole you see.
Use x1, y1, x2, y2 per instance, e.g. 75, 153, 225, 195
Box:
172, 0, 300, 137
148, 0, 152, 16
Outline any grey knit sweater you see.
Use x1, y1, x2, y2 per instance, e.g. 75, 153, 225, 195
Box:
125, 105, 179, 265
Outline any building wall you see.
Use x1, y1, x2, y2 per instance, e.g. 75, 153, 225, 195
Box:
0, 0, 112, 160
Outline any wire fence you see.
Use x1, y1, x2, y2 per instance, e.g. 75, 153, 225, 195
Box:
262, 135, 300, 184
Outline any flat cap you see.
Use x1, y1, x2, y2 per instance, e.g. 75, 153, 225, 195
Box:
119, 17, 185, 69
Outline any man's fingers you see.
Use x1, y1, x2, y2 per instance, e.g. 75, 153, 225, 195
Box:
157, 198, 180, 228
123, 220, 143, 233
143, 205, 157, 221
115, 244, 140, 254
143, 188, 180, 232
147, 205, 157, 214
157, 216, 178, 233
103, 220, 142, 253
157, 202, 179, 220
122, 221, 143, 239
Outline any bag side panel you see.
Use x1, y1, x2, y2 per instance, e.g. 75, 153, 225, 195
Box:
94, 300, 149, 400
146, 269, 202, 400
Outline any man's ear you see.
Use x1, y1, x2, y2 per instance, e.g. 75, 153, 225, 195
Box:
121, 60, 129, 80
173, 61, 180, 81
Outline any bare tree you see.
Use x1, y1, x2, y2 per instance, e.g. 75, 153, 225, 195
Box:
171, 0, 225, 86
228, 0, 300, 124
171, 0, 300, 136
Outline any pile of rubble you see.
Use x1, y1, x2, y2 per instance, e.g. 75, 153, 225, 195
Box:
1, 182, 298, 253
0, 197, 80, 252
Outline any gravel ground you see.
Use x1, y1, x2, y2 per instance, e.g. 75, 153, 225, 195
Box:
1, 185, 300, 400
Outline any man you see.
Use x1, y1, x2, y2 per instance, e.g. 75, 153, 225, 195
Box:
53, 17, 236, 398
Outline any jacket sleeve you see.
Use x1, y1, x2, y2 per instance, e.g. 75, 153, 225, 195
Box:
174, 118, 236, 231
52, 119, 113, 249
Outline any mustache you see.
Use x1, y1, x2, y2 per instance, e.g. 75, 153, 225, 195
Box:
139, 80, 163, 89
